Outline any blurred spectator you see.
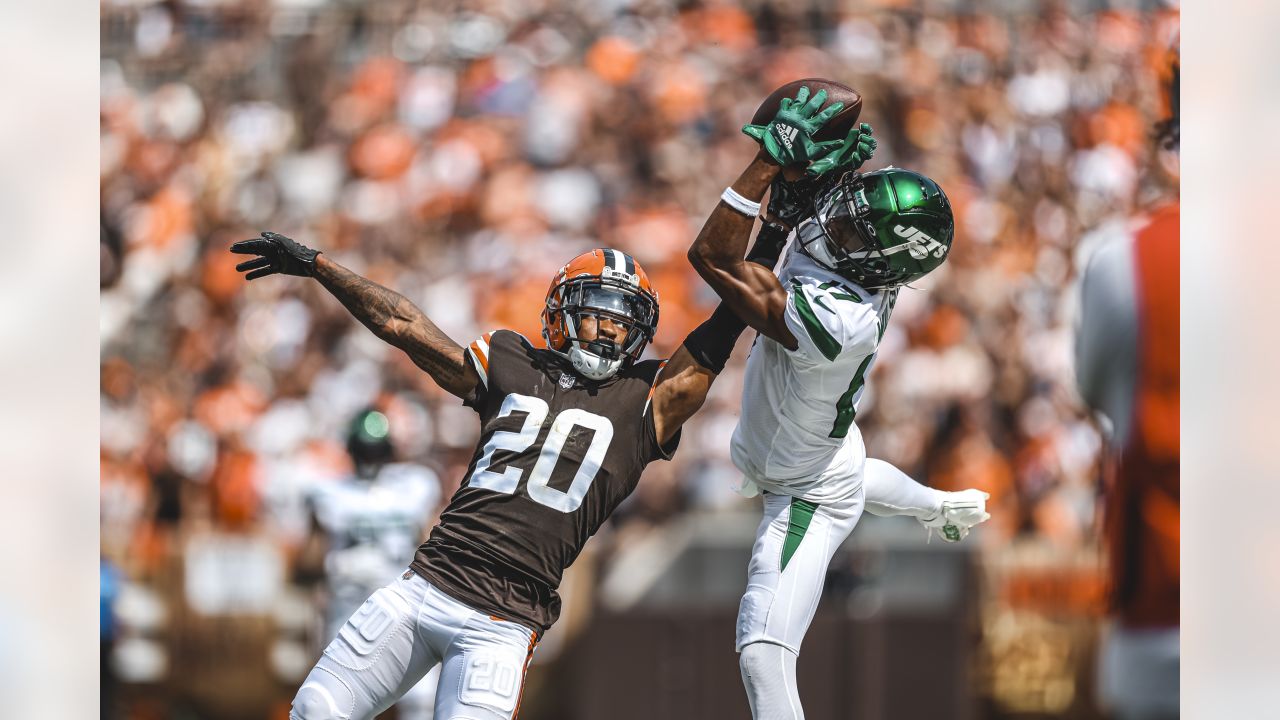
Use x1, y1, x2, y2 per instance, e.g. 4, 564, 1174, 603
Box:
100, 556, 122, 720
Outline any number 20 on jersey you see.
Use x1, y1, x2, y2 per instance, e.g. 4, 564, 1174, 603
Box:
466, 393, 614, 513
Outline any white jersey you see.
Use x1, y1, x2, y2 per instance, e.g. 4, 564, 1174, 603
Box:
310, 463, 440, 609
730, 248, 895, 503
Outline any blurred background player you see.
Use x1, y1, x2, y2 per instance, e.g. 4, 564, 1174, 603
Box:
296, 407, 442, 720
1075, 39, 1179, 720
688, 87, 990, 719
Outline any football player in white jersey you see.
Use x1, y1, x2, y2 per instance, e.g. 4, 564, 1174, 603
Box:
688, 87, 990, 719
299, 409, 442, 720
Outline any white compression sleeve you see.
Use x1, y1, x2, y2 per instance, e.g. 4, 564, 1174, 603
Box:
862, 458, 945, 520
740, 642, 804, 720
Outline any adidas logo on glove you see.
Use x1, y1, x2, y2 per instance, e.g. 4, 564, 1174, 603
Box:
774, 124, 798, 150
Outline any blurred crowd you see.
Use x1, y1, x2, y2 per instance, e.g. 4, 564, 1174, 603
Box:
100, 0, 1177, 639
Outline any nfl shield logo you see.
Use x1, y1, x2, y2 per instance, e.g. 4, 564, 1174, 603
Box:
559, 373, 575, 389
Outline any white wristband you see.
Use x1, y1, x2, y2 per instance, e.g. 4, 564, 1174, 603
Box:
721, 187, 762, 218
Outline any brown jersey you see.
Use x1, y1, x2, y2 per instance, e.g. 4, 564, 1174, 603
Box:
411, 330, 679, 634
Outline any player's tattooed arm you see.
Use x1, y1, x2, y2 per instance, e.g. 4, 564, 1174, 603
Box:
313, 256, 479, 398
687, 152, 798, 351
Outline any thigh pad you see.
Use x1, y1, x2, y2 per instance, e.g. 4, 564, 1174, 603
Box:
456, 647, 525, 716
326, 586, 413, 672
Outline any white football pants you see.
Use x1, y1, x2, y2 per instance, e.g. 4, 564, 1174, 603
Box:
736, 458, 943, 654
737, 458, 944, 719
292, 571, 537, 720
736, 489, 863, 720
325, 593, 440, 720
736, 488, 866, 654
862, 458, 944, 521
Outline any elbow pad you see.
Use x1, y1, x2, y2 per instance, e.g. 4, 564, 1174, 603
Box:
683, 302, 748, 375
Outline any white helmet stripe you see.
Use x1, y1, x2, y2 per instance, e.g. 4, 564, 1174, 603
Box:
854, 243, 915, 258
604, 248, 625, 274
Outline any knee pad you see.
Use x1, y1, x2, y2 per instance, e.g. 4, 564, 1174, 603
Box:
736, 582, 776, 651
291, 669, 355, 720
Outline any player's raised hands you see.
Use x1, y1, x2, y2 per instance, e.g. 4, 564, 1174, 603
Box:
764, 171, 844, 230
231, 231, 320, 280
807, 122, 877, 177
762, 125, 876, 228
742, 86, 846, 168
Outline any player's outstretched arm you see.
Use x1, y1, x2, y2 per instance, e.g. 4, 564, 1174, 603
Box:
231, 232, 479, 399
650, 345, 717, 446
312, 256, 479, 397
687, 151, 798, 350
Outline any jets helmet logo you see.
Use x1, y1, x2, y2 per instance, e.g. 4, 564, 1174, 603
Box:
891, 225, 948, 260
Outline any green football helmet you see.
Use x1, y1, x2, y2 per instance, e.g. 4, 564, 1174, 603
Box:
798, 167, 955, 288
348, 408, 394, 476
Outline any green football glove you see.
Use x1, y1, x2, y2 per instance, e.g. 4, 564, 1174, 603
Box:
742, 86, 846, 167
807, 123, 877, 177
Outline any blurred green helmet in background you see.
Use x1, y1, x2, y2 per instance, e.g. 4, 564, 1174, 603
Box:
347, 408, 394, 473
800, 167, 955, 289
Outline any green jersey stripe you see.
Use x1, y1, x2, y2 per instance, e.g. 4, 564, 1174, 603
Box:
781, 498, 820, 572
791, 281, 841, 361
818, 280, 863, 303
831, 353, 875, 438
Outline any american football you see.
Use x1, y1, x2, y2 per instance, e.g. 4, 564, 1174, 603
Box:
751, 77, 863, 144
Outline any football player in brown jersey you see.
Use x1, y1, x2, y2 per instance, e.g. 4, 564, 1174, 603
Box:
231, 219, 773, 718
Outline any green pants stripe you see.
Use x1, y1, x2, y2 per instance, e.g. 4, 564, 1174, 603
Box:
780, 498, 819, 571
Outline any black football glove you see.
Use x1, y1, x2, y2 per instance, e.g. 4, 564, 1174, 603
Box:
745, 173, 842, 269
230, 231, 320, 280
764, 170, 845, 230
